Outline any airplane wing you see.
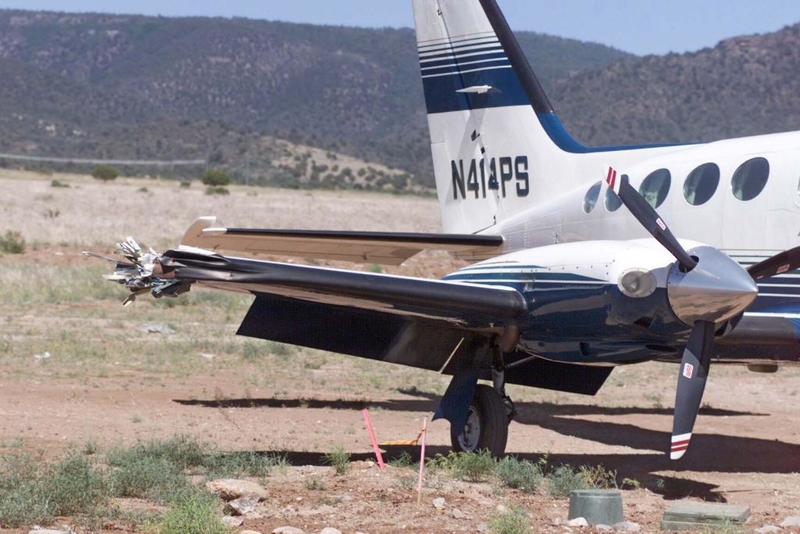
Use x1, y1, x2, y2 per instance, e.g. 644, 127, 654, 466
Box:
179, 217, 505, 265
131, 246, 534, 381
156, 247, 526, 327
106, 239, 611, 397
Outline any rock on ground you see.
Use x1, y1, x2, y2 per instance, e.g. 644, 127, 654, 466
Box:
226, 494, 261, 515
206, 478, 268, 500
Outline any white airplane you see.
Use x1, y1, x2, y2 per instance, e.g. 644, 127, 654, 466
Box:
105, 0, 800, 460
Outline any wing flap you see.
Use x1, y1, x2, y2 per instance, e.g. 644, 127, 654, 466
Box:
180, 216, 504, 265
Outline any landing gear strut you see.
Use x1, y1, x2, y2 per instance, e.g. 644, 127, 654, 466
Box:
450, 347, 516, 456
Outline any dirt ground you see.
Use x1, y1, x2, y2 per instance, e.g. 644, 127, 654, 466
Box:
0, 173, 799, 533
1, 328, 799, 533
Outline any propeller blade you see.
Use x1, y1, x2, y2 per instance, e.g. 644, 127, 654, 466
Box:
604, 166, 698, 272
671, 320, 715, 460
747, 245, 800, 281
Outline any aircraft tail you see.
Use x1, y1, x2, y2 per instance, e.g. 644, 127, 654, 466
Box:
413, 0, 586, 234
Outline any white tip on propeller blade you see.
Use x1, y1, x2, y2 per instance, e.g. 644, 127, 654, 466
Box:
670, 432, 692, 460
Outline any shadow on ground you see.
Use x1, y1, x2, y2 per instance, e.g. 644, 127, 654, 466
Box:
175, 394, 798, 502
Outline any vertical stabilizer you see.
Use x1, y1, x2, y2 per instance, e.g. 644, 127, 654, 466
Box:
413, 0, 570, 234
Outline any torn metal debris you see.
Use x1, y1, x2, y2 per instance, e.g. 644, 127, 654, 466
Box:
84, 237, 192, 305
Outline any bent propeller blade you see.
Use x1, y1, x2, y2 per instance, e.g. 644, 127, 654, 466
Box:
604, 166, 698, 272
671, 320, 715, 460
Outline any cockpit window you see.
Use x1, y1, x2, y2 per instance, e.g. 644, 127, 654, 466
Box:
583, 181, 601, 213
683, 163, 720, 206
604, 176, 625, 212
731, 157, 769, 201
638, 168, 671, 208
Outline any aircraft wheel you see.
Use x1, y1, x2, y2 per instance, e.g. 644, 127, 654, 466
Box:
450, 384, 508, 456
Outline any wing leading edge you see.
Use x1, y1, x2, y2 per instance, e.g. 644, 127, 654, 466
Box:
180, 216, 505, 265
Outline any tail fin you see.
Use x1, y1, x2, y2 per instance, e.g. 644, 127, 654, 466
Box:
413, 0, 584, 233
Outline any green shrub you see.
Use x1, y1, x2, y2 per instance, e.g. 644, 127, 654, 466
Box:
108, 456, 190, 503
434, 450, 496, 482
324, 445, 351, 476
107, 435, 206, 472
50, 179, 70, 188
387, 450, 416, 469
46, 453, 107, 516
152, 490, 233, 534
488, 506, 532, 534
546, 464, 589, 497
202, 169, 231, 187
0, 452, 106, 528
579, 464, 618, 489
0, 230, 25, 254
495, 456, 543, 493
204, 451, 288, 478
92, 164, 119, 182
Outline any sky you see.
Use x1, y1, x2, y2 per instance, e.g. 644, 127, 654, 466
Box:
0, 1, 799, 56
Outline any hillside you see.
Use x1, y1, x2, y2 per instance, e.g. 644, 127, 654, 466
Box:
552, 25, 800, 146
0, 10, 629, 188
1, 10, 800, 190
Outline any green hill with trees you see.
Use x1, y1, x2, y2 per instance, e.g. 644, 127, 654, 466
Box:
0, 10, 799, 190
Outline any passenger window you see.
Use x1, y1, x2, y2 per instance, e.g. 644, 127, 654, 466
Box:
639, 168, 671, 208
583, 181, 601, 213
731, 157, 769, 201
683, 163, 720, 206
605, 176, 625, 212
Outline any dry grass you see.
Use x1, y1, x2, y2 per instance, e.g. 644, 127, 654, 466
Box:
0, 169, 442, 249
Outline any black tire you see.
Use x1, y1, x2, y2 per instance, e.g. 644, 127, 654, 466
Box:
449, 384, 508, 456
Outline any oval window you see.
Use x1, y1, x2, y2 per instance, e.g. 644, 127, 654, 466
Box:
683, 163, 720, 206
731, 157, 769, 201
583, 181, 601, 213
604, 176, 625, 212
639, 168, 671, 208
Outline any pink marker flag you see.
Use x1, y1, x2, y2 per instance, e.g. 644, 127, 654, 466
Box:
417, 417, 427, 506
361, 409, 385, 469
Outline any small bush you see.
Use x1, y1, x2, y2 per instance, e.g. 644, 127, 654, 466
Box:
451, 450, 496, 482
0, 452, 106, 528
152, 490, 233, 534
92, 164, 119, 182
387, 450, 416, 469
205, 451, 288, 479
50, 179, 70, 188
108, 456, 189, 503
324, 445, 351, 476
546, 464, 589, 497
107, 435, 206, 472
202, 169, 231, 187
488, 506, 532, 534
579, 464, 618, 489
0, 231, 25, 254
46, 453, 107, 516
495, 456, 543, 493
